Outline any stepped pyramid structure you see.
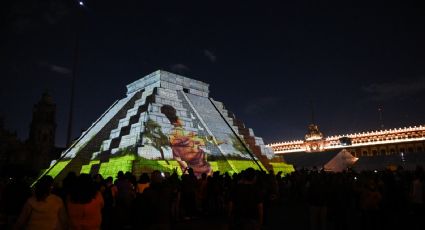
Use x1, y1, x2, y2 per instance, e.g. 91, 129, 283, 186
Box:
43, 70, 291, 181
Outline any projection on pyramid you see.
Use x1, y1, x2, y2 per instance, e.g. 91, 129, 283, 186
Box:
44, 70, 290, 180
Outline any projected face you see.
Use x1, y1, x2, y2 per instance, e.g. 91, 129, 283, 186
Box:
161, 105, 211, 176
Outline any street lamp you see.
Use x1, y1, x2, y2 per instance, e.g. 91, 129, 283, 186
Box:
66, 0, 86, 147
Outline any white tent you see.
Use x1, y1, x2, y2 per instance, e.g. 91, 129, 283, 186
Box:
324, 149, 358, 172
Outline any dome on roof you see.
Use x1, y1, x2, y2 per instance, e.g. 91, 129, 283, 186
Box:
305, 124, 324, 141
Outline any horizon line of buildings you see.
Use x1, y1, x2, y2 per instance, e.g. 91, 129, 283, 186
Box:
267, 124, 425, 158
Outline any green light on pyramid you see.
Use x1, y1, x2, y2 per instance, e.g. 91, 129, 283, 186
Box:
46, 160, 71, 178
270, 162, 295, 175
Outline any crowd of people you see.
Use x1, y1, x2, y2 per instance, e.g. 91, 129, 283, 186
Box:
0, 166, 423, 230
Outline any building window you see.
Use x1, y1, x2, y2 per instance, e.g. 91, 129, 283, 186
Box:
372, 150, 378, 156
408, 147, 414, 153
380, 149, 386, 155
418, 147, 423, 152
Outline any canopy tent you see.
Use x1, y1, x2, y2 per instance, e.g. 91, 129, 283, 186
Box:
324, 149, 358, 172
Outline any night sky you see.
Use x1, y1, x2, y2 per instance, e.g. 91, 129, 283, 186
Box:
1, 0, 424, 147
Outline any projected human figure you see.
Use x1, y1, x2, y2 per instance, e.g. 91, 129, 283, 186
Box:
160, 105, 212, 176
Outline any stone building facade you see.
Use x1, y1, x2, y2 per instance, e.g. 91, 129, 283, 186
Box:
0, 92, 59, 175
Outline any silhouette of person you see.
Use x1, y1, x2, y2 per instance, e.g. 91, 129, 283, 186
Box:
15, 176, 67, 230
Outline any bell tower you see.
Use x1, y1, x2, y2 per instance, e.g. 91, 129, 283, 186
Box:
304, 101, 325, 152
29, 91, 56, 170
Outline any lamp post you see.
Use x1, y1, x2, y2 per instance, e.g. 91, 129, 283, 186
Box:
66, 0, 86, 147
378, 106, 384, 130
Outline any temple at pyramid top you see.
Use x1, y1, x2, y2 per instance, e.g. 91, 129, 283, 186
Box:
41, 70, 291, 182
126, 70, 209, 97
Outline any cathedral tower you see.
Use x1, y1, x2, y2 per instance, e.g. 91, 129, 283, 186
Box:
29, 91, 57, 170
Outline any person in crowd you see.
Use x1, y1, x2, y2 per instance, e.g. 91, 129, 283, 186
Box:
410, 166, 424, 229
1, 176, 31, 228
307, 173, 329, 230
410, 167, 424, 209
67, 174, 104, 230
14, 175, 67, 230
114, 171, 135, 229
229, 168, 263, 230
133, 170, 172, 230
92, 174, 105, 193
167, 171, 181, 222
136, 173, 150, 195
359, 178, 382, 229
180, 168, 198, 219
197, 173, 208, 213
59, 172, 77, 202
101, 176, 116, 230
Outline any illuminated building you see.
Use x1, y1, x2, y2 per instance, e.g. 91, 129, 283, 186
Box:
41, 70, 292, 181
268, 123, 425, 170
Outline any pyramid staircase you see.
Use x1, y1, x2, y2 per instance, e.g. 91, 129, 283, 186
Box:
48, 90, 144, 182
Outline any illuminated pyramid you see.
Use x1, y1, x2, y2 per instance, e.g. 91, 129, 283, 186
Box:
43, 70, 290, 181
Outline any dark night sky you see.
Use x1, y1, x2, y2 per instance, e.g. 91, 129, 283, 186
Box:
1, 0, 424, 147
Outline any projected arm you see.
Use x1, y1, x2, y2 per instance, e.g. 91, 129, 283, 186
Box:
205, 135, 226, 145
174, 156, 188, 170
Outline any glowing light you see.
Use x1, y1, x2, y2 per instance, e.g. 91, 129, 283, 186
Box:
270, 124, 425, 154
78, 1, 84, 6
